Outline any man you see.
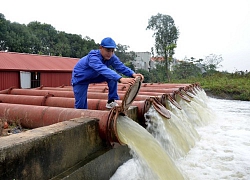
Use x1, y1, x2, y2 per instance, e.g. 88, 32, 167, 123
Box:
71, 37, 144, 109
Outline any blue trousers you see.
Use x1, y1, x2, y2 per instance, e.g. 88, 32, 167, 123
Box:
72, 75, 119, 109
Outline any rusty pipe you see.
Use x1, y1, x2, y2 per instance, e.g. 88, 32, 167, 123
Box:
88, 83, 190, 89
36, 85, 178, 93
0, 88, 159, 101
88, 84, 180, 92
0, 94, 151, 126
0, 88, 75, 98
173, 90, 191, 102
32, 84, 188, 94
0, 103, 109, 129
35, 86, 73, 91
0, 103, 124, 147
88, 88, 168, 97
0, 94, 74, 107
87, 92, 162, 102
161, 93, 182, 110
140, 83, 190, 88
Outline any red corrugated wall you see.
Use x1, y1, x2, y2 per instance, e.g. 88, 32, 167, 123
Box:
0, 71, 20, 90
40, 72, 72, 87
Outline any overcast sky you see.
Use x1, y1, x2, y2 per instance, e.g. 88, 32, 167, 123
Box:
1, 0, 250, 72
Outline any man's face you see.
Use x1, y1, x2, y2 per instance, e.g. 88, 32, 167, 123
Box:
100, 46, 115, 60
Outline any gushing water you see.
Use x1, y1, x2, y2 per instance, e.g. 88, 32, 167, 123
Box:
111, 89, 250, 180
145, 106, 195, 159
114, 115, 185, 180
165, 100, 200, 142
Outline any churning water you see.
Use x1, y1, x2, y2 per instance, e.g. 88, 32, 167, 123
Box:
110, 92, 250, 180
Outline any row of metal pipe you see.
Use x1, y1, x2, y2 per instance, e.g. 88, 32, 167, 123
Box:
0, 83, 201, 146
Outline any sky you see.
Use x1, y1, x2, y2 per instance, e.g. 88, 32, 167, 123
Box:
1, 0, 250, 72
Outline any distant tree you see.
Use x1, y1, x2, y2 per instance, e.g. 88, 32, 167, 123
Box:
5, 22, 38, 53
27, 21, 57, 55
0, 13, 9, 51
114, 44, 137, 72
172, 58, 202, 79
202, 54, 223, 73
0, 13, 135, 62
53, 31, 71, 57
146, 13, 179, 82
136, 69, 151, 83
115, 44, 136, 63
124, 61, 135, 71
65, 33, 85, 58
82, 36, 99, 55
150, 63, 166, 82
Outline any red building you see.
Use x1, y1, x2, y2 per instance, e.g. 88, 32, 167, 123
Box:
0, 51, 78, 90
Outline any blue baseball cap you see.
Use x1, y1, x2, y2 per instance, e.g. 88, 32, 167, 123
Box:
100, 37, 117, 48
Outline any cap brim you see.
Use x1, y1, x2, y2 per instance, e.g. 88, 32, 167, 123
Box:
102, 45, 116, 49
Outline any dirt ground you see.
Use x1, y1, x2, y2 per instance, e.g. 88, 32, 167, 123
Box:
0, 119, 25, 137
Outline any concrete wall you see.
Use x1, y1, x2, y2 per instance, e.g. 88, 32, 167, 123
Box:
0, 117, 132, 180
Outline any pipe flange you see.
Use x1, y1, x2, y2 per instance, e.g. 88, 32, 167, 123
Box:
150, 97, 171, 119
121, 78, 141, 112
7, 87, 14, 94
179, 87, 195, 98
102, 87, 108, 93
121, 85, 127, 91
58, 84, 65, 88
174, 90, 191, 102
166, 93, 182, 110
41, 94, 54, 106
106, 107, 125, 147
184, 86, 196, 95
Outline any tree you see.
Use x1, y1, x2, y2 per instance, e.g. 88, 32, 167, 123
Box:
53, 31, 71, 57
115, 44, 136, 64
66, 33, 86, 58
0, 13, 9, 51
136, 69, 151, 82
146, 13, 179, 82
114, 44, 136, 72
202, 54, 223, 73
5, 22, 37, 53
27, 21, 57, 55
172, 58, 202, 79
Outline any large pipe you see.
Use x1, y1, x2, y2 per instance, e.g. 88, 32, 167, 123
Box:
0, 94, 74, 107
140, 83, 191, 88
36, 85, 181, 94
88, 83, 190, 88
60, 83, 191, 89
34, 86, 73, 91
0, 88, 161, 101
0, 103, 123, 147
0, 88, 75, 98
36, 86, 170, 96
32, 84, 192, 97
0, 88, 181, 119
0, 94, 150, 124
88, 84, 181, 93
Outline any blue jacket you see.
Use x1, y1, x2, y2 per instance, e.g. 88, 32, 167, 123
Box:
71, 50, 135, 85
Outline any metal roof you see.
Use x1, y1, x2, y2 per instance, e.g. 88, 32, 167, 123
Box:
0, 51, 79, 72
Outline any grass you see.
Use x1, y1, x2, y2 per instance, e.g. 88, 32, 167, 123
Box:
171, 73, 250, 101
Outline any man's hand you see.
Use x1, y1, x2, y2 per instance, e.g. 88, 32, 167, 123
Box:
132, 73, 144, 82
119, 77, 136, 85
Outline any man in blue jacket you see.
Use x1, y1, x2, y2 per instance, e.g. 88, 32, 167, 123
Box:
71, 37, 144, 109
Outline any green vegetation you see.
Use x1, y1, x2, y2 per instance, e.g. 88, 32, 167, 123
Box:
139, 55, 250, 101
141, 67, 250, 101
172, 72, 250, 101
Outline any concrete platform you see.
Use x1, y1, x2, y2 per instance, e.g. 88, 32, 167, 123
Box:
0, 117, 131, 180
